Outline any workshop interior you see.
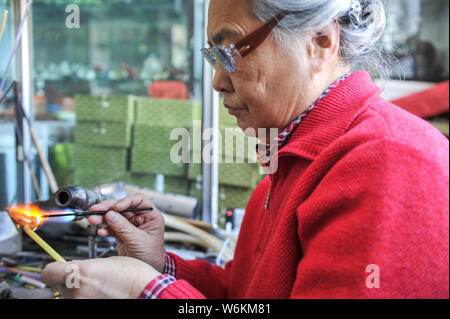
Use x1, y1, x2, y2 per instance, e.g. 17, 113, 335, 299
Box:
0, 0, 448, 299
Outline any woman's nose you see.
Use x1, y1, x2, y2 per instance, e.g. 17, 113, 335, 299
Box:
212, 64, 234, 93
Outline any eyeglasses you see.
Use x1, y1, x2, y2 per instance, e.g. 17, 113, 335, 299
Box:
201, 12, 289, 73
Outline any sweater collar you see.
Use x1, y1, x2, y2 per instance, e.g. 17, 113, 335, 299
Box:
280, 70, 382, 161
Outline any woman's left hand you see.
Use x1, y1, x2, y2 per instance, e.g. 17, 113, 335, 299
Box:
41, 256, 160, 299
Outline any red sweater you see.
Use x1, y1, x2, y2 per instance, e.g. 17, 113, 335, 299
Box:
160, 71, 449, 299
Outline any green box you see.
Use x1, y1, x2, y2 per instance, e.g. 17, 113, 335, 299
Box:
127, 173, 189, 195
187, 162, 260, 189
136, 97, 201, 127
219, 126, 258, 162
219, 162, 261, 188
133, 125, 187, 152
74, 122, 132, 148
218, 186, 254, 211
74, 168, 129, 189
188, 162, 202, 182
73, 145, 128, 171
189, 184, 254, 212
131, 124, 190, 177
127, 173, 157, 189
164, 176, 190, 195
75, 95, 136, 123
131, 147, 187, 177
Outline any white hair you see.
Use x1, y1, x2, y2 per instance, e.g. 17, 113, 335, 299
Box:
248, 0, 391, 80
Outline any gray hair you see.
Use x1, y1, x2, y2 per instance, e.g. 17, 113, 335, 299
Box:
248, 0, 390, 80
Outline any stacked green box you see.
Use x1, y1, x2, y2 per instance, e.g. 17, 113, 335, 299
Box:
74, 169, 130, 189
135, 97, 202, 127
218, 186, 254, 211
164, 176, 190, 195
127, 173, 189, 195
219, 126, 258, 163
188, 131, 262, 211
75, 94, 136, 123
188, 161, 202, 182
73, 95, 136, 187
188, 162, 260, 189
73, 145, 128, 171
131, 125, 188, 177
189, 183, 254, 212
127, 173, 157, 189
131, 98, 201, 179
187, 106, 264, 211
74, 122, 132, 148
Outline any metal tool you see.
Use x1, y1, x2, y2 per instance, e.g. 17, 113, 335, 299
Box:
53, 183, 127, 211
42, 207, 153, 219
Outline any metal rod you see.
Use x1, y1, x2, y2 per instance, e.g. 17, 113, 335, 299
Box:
17, 101, 59, 194
0, 10, 8, 42
42, 207, 154, 219
0, 80, 14, 105
0, 0, 32, 96
13, 115, 42, 200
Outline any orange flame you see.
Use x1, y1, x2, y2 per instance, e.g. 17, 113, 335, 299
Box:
7, 204, 48, 230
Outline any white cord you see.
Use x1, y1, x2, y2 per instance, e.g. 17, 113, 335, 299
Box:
215, 237, 231, 266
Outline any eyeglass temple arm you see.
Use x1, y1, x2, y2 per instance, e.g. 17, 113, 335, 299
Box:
234, 12, 288, 58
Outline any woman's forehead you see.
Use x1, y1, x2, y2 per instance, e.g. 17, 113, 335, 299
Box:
207, 0, 260, 45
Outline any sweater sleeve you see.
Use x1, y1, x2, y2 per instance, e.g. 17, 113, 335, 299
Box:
290, 138, 449, 299
165, 252, 233, 299
140, 253, 232, 299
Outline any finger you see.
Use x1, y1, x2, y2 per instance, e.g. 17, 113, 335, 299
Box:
96, 226, 122, 243
90, 199, 117, 212
88, 215, 104, 225
113, 194, 154, 212
96, 225, 117, 237
97, 227, 110, 237
104, 211, 141, 243
41, 262, 71, 286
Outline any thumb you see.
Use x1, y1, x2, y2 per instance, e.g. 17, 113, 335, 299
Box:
105, 211, 141, 242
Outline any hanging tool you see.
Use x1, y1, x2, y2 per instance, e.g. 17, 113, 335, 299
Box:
16, 101, 59, 194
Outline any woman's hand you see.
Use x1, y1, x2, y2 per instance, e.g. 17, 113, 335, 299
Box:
41, 256, 159, 299
88, 194, 165, 273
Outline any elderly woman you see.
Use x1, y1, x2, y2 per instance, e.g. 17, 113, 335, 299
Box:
42, 0, 449, 298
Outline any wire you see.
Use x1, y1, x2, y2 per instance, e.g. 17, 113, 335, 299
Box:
216, 237, 231, 266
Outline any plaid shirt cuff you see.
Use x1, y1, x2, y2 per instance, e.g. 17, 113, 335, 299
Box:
139, 274, 176, 299
163, 253, 176, 276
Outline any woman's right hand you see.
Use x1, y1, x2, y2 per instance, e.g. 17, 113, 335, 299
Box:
88, 194, 166, 273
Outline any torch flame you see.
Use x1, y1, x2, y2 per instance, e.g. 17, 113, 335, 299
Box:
8, 204, 48, 230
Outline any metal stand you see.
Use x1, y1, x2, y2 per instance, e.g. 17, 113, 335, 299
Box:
88, 225, 98, 259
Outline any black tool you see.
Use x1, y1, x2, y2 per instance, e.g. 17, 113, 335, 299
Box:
42, 207, 153, 219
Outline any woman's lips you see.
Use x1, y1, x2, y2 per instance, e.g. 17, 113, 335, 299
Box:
224, 104, 246, 116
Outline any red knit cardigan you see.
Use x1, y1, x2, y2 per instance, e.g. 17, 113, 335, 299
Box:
161, 71, 449, 299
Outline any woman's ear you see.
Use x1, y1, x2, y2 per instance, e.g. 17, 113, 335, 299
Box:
307, 21, 341, 74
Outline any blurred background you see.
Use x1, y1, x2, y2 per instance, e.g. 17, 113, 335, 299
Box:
0, 1, 448, 284
0, 0, 449, 226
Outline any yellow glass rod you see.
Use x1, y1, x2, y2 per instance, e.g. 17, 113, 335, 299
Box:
23, 225, 66, 263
